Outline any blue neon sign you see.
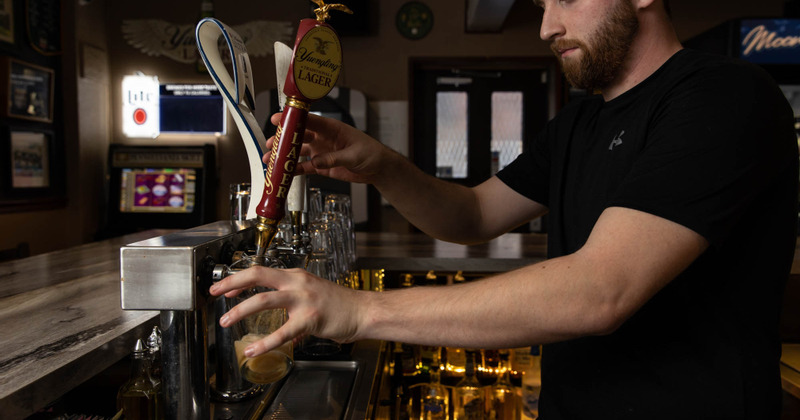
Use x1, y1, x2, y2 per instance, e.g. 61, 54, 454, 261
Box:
740, 19, 800, 64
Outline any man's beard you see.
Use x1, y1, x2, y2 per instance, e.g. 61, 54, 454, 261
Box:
551, 0, 639, 91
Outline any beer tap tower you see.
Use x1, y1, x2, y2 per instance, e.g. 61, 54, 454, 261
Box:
119, 2, 352, 419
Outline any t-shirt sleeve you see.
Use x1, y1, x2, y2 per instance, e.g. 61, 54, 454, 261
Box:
608, 63, 797, 245
496, 120, 553, 208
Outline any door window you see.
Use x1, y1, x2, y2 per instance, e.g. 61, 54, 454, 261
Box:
436, 91, 469, 179
490, 91, 523, 175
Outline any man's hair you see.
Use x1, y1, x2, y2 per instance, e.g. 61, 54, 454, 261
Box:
662, 0, 671, 17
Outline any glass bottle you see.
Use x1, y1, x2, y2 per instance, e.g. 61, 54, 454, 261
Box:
520, 346, 541, 420
479, 349, 500, 386
401, 343, 421, 378
419, 345, 436, 376
453, 350, 485, 420
401, 273, 415, 289
117, 339, 161, 420
420, 347, 448, 420
146, 326, 162, 383
491, 350, 519, 420
443, 347, 466, 387
424, 270, 438, 286
511, 348, 531, 388
392, 342, 414, 420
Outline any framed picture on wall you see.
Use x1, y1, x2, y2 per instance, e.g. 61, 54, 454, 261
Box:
0, 125, 65, 212
0, 0, 14, 44
1, 58, 54, 122
10, 130, 49, 188
26, 0, 61, 55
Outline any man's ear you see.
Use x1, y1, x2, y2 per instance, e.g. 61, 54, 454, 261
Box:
635, 0, 657, 10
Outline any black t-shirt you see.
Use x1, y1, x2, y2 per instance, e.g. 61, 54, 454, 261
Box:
497, 49, 798, 419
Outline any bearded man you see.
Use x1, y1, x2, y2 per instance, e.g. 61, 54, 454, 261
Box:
212, 1, 798, 418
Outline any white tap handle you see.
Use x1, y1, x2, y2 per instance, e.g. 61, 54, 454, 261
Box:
196, 18, 266, 220
287, 157, 307, 213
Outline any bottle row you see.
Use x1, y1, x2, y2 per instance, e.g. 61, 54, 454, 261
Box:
389, 344, 541, 420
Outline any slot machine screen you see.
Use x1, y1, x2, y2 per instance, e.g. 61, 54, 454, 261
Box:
119, 168, 197, 213
103, 145, 216, 236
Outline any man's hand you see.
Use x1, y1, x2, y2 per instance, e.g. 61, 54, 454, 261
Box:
209, 266, 366, 358
265, 112, 395, 185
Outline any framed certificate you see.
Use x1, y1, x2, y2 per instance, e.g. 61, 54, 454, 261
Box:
2, 57, 53, 122
10, 130, 49, 188
0, 125, 65, 212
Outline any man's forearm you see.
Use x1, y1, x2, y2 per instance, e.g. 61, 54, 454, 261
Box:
371, 149, 487, 244
357, 255, 616, 349
354, 207, 708, 349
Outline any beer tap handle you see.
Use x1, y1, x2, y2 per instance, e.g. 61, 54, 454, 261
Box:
253, 103, 308, 256
196, 18, 268, 220
254, 3, 351, 256
287, 159, 307, 214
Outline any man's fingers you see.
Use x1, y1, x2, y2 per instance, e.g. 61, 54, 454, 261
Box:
310, 151, 338, 170
303, 112, 337, 131
268, 111, 329, 131
269, 112, 282, 126
264, 129, 319, 159
209, 267, 262, 296
245, 319, 308, 357
294, 158, 317, 176
210, 266, 295, 297
214, 268, 308, 327
206, 261, 344, 358
222, 289, 244, 299
220, 289, 287, 325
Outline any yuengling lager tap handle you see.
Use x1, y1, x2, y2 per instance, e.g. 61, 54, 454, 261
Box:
254, 1, 352, 256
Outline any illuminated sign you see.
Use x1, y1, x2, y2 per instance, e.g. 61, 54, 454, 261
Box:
159, 84, 226, 134
740, 19, 800, 64
122, 75, 160, 138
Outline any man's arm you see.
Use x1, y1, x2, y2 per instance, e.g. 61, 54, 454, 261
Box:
356, 206, 709, 348
283, 113, 547, 244
211, 206, 709, 355
372, 164, 547, 244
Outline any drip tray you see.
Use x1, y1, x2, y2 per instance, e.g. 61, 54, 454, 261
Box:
260, 360, 360, 420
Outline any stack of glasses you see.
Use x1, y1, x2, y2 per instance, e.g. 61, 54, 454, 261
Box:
309, 189, 358, 288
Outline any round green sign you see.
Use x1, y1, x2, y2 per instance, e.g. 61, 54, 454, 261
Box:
396, 2, 434, 40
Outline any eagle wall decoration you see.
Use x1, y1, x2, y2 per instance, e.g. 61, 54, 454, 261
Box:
122, 19, 294, 64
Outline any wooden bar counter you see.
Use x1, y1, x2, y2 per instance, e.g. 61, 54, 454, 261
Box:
0, 228, 797, 419
0, 230, 171, 419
